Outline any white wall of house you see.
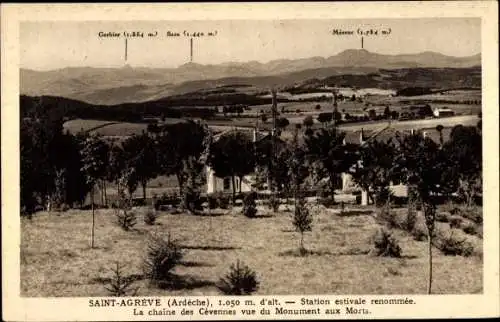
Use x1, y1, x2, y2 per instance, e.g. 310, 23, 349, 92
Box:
206, 166, 254, 194
341, 172, 408, 205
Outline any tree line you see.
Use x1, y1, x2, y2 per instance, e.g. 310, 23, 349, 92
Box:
21, 107, 482, 216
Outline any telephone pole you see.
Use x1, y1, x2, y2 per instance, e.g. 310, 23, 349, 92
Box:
190, 38, 193, 62
124, 38, 128, 62
270, 88, 278, 193
332, 87, 339, 128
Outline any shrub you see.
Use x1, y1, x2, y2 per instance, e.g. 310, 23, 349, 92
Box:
435, 212, 450, 223
143, 233, 183, 287
115, 206, 137, 231
182, 187, 203, 213
412, 223, 428, 241
462, 222, 477, 235
374, 187, 394, 208
463, 207, 483, 225
242, 192, 257, 218
103, 262, 139, 296
378, 203, 399, 229
268, 194, 280, 212
405, 205, 418, 232
215, 192, 230, 209
207, 195, 218, 209
143, 209, 157, 225
318, 197, 336, 208
449, 216, 463, 229
371, 227, 402, 257
445, 205, 482, 225
386, 267, 402, 276
217, 260, 259, 295
436, 231, 474, 257
154, 193, 181, 210
293, 196, 313, 252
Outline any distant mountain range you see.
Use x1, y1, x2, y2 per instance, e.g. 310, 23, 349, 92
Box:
21, 49, 481, 105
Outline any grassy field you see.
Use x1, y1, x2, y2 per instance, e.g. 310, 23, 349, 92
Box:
21, 203, 482, 297
62, 86, 481, 138
63, 119, 120, 134
63, 118, 185, 136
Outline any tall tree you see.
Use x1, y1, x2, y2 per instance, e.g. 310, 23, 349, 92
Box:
317, 113, 333, 126
121, 132, 159, 200
288, 128, 309, 199
208, 131, 255, 204
288, 128, 312, 253
393, 133, 445, 294
305, 127, 358, 202
106, 144, 126, 188
80, 134, 109, 248
20, 105, 66, 213
383, 106, 391, 119
57, 131, 91, 208
435, 124, 444, 146
303, 115, 314, 129
276, 117, 290, 130
442, 125, 482, 207
160, 121, 208, 198
180, 123, 212, 213
350, 139, 397, 206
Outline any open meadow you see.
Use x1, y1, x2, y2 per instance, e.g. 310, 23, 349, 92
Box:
21, 203, 483, 297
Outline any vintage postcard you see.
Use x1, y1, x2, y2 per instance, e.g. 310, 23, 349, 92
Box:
2, 2, 499, 321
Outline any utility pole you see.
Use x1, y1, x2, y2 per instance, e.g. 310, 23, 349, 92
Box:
124, 38, 128, 62
271, 88, 278, 136
270, 88, 278, 193
332, 87, 339, 128
190, 38, 193, 63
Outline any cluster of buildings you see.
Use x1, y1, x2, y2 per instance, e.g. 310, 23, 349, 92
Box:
205, 124, 448, 205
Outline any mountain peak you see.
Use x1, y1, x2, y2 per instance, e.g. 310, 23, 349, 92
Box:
179, 62, 204, 69
337, 49, 371, 55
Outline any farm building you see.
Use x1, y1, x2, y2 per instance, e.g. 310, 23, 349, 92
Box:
433, 107, 455, 118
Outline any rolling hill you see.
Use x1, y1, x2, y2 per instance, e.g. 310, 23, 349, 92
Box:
21, 49, 481, 105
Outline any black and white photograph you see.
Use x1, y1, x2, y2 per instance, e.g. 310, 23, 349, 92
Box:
2, 2, 499, 321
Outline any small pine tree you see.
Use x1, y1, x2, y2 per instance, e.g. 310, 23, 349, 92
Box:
293, 195, 312, 253
104, 262, 139, 296
114, 182, 137, 231
143, 233, 183, 288
423, 201, 436, 294
52, 168, 67, 211
372, 227, 402, 257
181, 156, 204, 214
242, 192, 258, 218
218, 260, 259, 295
406, 203, 417, 233
143, 209, 157, 225
268, 194, 280, 212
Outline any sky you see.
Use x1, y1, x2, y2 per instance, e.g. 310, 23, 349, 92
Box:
20, 18, 481, 71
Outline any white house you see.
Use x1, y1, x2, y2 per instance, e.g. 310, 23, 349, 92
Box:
340, 125, 409, 205
433, 107, 455, 118
205, 128, 272, 195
